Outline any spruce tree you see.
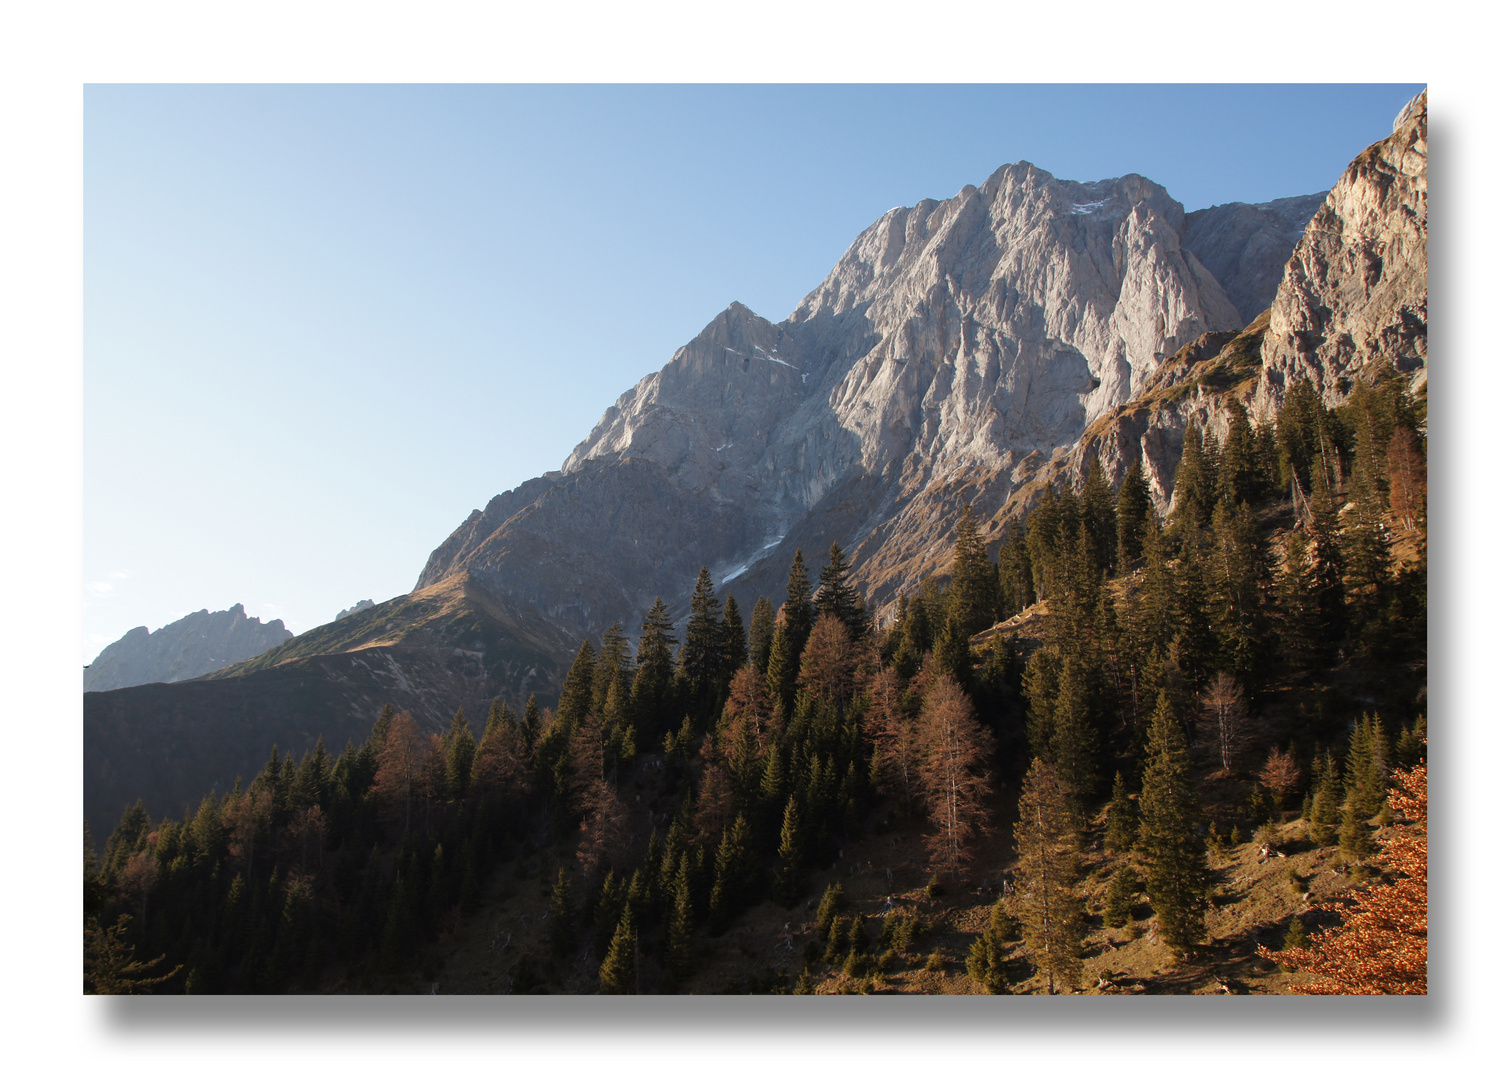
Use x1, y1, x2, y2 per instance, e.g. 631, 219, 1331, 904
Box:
679, 568, 723, 708
1025, 485, 1064, 603
1206, 499, 1270, 686
815, 542, 866, 638
521, 695, 542, 750
557, 640, 598, 728
1012, 758, 1085, 993
1081, 456, 1117, 577
598, 907, 637, 994
966, 902, 1014, 994
1308, 752, 1343, 846
548, 868, 574, 957
772, 794, 805, 908
1115, 458, 1153, 574
631, 597, 678, 737
719, 594, 748, 688
948, 503, 1001, 635
748, 596, 776, 676
1307, 457, 1348, 648
1103, 866, 1139, 929
999, 517, 1035, 614
592, 622, 632, 717
782, 550, 816, 658
764, 620, 800, 721
662, 852, 695, 980
1346, 715, 1388, 818
444, 709, 476, 800
708, 814, 758, 934
815, 881, 846, 940
1104, 772, 1138, 854
1137, 692, 1207, 958
1169, 422, 1215, 542
1049, 659, 1100, 820
1217, 401, 1262, 508
1338, 799, 1377, 861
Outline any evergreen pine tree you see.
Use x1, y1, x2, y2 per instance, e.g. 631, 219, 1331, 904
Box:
932, 614, 972, 689
948, 503, 1001, 635
1012, 758, 1085, 993
1307, 457, 1348, 648
1338, 800, 1377, 860
748, 596, 776, 676
1137, 692, 1207, 958
966, 901, 1014, 994
521, 695, 542, 751
815, 542, 866, 638
662, 852, 695, 980
1080, 456, 1117, 577
1346, 715, 1388, 818
719, 594, 748, 688
782, 550, 816, 658
1308, 752, 1343, 846
707, 814, 758, 934
772, 794, 806, 908
1049, 659, 1100, 819
631, 597, 678, 738
557, 640, 599, 728
1104, 771, 1138, 854
1115, 458, 1153, 574
679, 567, 724, 712
764, 620, 800, 722
1169, 422, 1215, 542
999, 517, 1035, 614
444, 708, 476, 800
1206, 499, 1270, 686
598, 907, 637, 994
1217, 401, 1262, 508
1103, 866, 1139, 929
592, 622, 632, 717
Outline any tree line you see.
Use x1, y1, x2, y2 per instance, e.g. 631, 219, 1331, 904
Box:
85, 369, 1427, 994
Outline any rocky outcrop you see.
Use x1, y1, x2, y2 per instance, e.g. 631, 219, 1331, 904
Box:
1182, 193, 1327, 324
83, 604, 292, 693
334, 599, 375, 621
421, 162, 1272, 628
85, 573, 577, 828
1254, 90, 1427, 416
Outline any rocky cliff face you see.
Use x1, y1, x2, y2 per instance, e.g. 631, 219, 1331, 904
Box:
420, 97, 1425, 632
1022, 92, 1427, 522
83, 604, 293, 693
420, 162, 1293, 628
1182, 193, 1327, 324
1254, 90, 1427, 416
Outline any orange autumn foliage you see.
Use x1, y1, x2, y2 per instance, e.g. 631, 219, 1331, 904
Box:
1261, 755, 1427, 994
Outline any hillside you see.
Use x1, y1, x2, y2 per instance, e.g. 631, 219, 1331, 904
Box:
84, 572, 576, 831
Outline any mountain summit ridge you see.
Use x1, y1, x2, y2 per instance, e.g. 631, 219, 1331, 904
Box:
419, 156, 1331, 630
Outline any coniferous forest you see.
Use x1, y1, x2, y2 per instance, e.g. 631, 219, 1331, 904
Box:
84, 370, 1427, 995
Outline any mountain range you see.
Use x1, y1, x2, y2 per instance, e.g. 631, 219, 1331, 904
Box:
84, 90, 1427, 832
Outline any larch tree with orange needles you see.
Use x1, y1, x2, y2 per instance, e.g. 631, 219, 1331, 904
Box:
1261, 755, 1427, 993
917, 673, 995, 880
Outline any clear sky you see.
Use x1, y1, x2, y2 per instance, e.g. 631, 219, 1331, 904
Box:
82, 83, 1423, 663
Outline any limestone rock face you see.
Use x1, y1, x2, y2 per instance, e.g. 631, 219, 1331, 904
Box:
421, 162, 1263, 627
83, 604, 293, 692
1255, 90, 1427, 416
1182, 193, 1327, 324
334, 599, 375, 621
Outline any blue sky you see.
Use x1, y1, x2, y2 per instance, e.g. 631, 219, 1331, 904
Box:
82, 83, 1423, 662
